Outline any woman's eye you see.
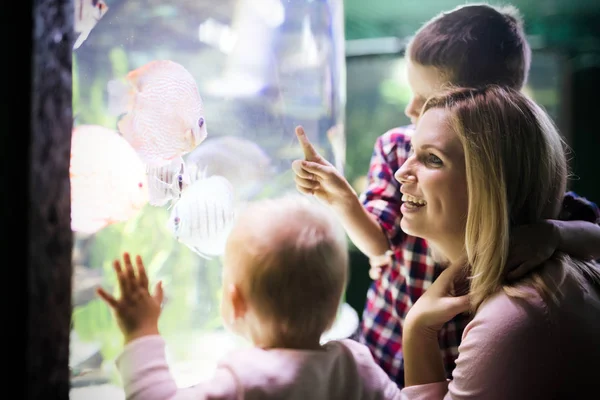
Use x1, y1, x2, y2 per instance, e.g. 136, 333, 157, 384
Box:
426, 154, 443, 166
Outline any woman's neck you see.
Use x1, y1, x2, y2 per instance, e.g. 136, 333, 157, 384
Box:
429, 240, 464, 267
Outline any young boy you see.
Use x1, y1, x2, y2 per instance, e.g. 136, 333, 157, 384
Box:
292, 3, 600, 388
97, 194, 402, 400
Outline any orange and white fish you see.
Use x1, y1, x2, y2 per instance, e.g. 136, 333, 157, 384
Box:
70, 125, 148, 235
167, 175, 236, 259
74, 0, 108, 50
146, 156, 190, 207
107, 60, 208, 167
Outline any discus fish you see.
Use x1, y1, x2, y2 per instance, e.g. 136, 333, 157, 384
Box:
74, 0, 108, 50
185, 136, 274, 200
107, 60, 207, 166
70, 125, 148, 234
146, 157, 190, 207
167, 176, 236, 259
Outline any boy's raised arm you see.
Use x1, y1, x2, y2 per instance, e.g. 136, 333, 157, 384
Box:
292, 126, 390, 258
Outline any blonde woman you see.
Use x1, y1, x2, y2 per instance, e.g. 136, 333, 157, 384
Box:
396, 85, 600, 399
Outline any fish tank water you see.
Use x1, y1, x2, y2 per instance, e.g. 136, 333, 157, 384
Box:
69, 0, 352, 398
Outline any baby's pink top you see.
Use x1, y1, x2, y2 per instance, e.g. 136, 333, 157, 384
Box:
401, 267, 600, 399
116, 336, 401, 400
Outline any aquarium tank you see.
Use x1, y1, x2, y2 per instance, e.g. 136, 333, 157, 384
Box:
69, 0, 351, 398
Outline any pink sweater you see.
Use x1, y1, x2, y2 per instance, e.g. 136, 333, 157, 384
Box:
401, 268, 600, 399
116, 336, 402, 399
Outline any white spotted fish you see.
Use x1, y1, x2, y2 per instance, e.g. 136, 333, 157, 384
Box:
168, 175, 236, 259
107, 60, 208, 166
146, 157, 189, 207
74, 0, 109, 50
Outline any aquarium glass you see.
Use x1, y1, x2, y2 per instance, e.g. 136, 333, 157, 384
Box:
69, 0, 347, 397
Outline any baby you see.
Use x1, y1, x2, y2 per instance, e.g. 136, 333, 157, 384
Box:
97, 194, 401, 399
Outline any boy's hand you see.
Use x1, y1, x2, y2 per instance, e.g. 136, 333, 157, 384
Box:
96, 252, 164, 344
292, 126, 356, 209
506, 221, 560, 280
559, 192, 600, 224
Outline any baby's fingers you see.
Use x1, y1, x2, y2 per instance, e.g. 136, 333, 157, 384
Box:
135, 255, 149, 290
113, 260, 130, 296
122, 253, 137, 286
153, 281, 164, 306
96, 287, 119, 309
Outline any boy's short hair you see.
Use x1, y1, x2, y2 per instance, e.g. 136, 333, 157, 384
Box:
226, 193, 348, 345
407, 3, 531, 89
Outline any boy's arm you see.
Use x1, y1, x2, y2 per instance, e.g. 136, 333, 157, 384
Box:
558, 220, 600, 260
332, 190, 390, 259
335, 132, 408, 259
508, 192, 600, 279
556, 191, 600, 259
116, 335, 238, 400
294, 127, 407, 259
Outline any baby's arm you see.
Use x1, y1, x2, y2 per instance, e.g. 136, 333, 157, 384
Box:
116, 335, 238, 400
340, 339, 402, 399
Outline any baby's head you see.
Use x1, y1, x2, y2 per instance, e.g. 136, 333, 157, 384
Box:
220, 194, 348, 349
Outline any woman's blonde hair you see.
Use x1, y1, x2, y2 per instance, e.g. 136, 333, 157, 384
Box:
422, 85, 600, 310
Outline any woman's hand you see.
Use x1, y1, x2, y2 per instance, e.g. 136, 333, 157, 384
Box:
403, 263, 469, 386
405, 262, 470, 334
96, 252, 164, 344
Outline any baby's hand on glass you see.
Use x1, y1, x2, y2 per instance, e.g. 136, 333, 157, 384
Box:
96, 252, 164, 344
506, 220, 559, 280
292, 125, 355, 208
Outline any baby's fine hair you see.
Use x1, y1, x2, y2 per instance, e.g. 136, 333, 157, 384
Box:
229, 193, 349, 346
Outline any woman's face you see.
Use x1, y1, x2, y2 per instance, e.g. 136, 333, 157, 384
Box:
394, 108, 469, 262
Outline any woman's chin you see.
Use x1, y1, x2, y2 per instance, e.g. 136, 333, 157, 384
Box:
400, 218, 420, 237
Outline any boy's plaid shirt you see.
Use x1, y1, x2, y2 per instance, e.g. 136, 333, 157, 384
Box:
356, 125, 600, 388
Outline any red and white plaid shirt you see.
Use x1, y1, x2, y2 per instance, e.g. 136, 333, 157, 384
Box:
357, 125, 471, 388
